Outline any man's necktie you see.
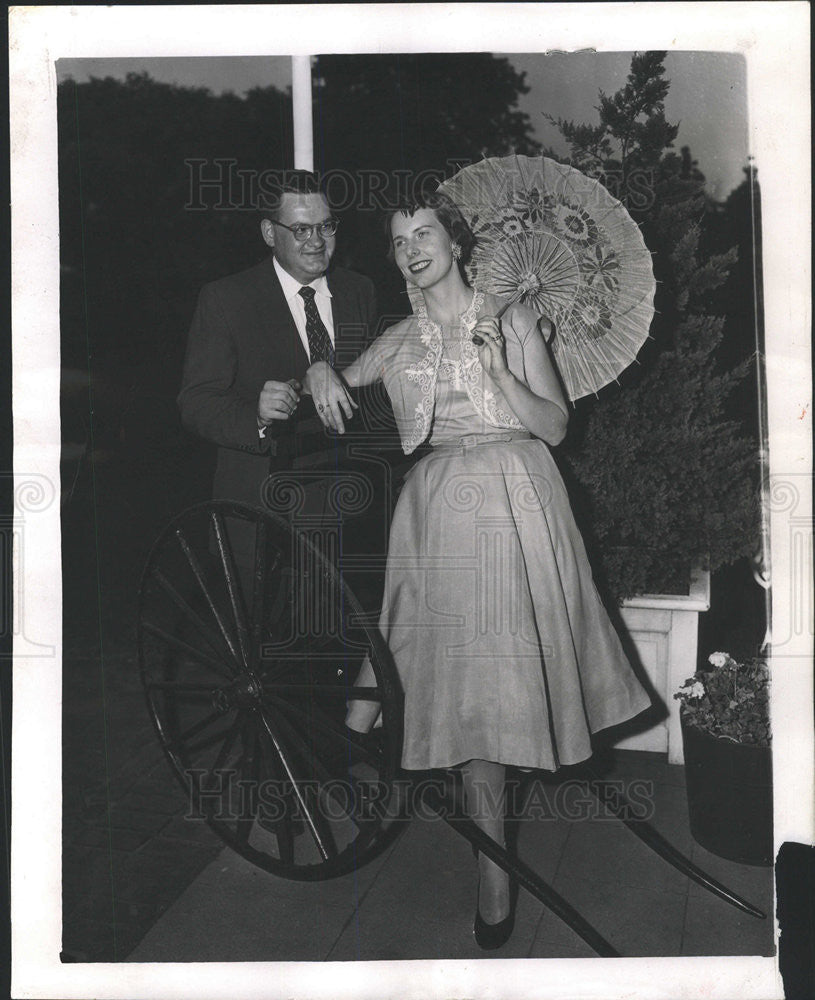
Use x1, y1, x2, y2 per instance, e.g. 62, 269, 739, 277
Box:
298, 286, 334, 364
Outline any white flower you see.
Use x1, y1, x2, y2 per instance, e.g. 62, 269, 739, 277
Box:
678, 678, 706, 700
708, 652, 728, 668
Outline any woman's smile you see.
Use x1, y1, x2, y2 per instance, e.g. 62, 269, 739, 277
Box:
408, 259, 432, 274
391, 208, 455, 287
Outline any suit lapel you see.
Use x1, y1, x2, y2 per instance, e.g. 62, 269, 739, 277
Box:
252, 257, 310, 375
249, 261, 360, 373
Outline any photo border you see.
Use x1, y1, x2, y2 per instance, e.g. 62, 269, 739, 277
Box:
9, 4, 812, 998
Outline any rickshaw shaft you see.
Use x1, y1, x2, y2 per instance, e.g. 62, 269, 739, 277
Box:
419, 783, 620, 958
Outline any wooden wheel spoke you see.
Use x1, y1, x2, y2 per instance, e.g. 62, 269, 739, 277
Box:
260, 741, 296, 864
235, 723, 261, 845
209, 712, 244, 776
142, 620, 234, 679
272, 728, 341, 857
269, 695, 386, 773
177, 709, 223, 744
267, 695, 356, 755
261, 704, 335, 786
146, 680, 219, 704
150, 569, 240, 673
139, 501, 400, 878
261, 683, 381, 700
147, 681, 218, 693
175, 527, 244, 668
257, 714, 336, 861
210, 510, 251, 666
180, 710, 240, 756
256, 659, 301, 686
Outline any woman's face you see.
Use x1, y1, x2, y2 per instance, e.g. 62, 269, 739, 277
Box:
390, 208, 455, 290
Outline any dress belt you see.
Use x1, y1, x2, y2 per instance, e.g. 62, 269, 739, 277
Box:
430, 431, 532, 452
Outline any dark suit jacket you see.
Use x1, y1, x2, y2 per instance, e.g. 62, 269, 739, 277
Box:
178, 256, 378, 510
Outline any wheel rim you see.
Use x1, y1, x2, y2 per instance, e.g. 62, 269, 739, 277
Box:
138, 501, 405, 880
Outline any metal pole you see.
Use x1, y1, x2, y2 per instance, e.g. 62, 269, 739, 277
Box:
291, 56, 314, 171
747, 158, 772, 651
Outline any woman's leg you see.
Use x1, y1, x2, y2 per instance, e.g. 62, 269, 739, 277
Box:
461, 758, 510, 923
344, 657, 381, 732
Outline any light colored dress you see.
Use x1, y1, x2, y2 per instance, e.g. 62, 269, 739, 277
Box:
354, 290, 650, 771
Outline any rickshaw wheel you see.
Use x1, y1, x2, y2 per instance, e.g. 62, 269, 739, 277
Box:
137, 500, 406, 880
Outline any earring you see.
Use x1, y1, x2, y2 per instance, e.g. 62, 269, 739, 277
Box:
451, 243, 462, 261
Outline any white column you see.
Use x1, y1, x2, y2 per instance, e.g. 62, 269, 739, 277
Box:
291, 56, 314, 171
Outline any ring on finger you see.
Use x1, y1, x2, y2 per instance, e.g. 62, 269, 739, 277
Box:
317, 403, 324, 411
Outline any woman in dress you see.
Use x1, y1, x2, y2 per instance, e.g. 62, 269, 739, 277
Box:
304, 190, 650, 949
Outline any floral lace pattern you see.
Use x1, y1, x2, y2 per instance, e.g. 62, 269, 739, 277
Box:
404, 289, 522, 451
437, 155, 656, 401
448, 180, 638, 357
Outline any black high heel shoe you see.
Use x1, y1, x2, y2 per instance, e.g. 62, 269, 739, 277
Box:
473, 852, 516, 950
474, 905, 515, 951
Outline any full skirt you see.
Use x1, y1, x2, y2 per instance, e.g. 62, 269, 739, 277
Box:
375, 438, 650, 771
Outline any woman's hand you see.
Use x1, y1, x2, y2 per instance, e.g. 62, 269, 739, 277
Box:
472, 317, 512, 385
472, 314, 569, 445
302, 360, 358, 434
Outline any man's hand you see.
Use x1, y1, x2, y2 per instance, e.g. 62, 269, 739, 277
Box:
258, 378, 302, 426
302, 361, 357, 434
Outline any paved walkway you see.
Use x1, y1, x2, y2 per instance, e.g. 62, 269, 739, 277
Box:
127, 753, 774, 962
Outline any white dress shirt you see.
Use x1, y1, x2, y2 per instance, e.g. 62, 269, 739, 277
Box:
258, 259, 336, 439
273, 256, 335, 360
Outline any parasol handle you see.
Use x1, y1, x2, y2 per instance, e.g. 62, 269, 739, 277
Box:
495, 274, 540, 320
473, 276, 541, 345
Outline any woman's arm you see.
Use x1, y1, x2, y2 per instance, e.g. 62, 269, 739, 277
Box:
338, 343, 383, 389
473, 314, 569, 446
301, 340, 384, 433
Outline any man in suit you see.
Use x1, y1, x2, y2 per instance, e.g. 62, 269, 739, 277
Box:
178, 170, 377, 517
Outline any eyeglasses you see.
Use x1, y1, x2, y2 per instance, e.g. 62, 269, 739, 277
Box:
270, 218, 339, 242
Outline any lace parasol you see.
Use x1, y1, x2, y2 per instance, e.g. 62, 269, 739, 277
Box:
436, 154, 656, 401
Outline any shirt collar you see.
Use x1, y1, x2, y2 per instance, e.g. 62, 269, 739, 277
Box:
273, 257, 332, 301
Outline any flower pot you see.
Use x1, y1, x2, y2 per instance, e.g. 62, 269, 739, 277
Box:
680, 712, 773, 866
615, 565, 710, 761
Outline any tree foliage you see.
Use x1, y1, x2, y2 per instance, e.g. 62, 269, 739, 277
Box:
546, 52, 679, 191
312, 54, 540, 305
58, 58, 539, 396
552, 53, 759, 600
58, 72, 293, 391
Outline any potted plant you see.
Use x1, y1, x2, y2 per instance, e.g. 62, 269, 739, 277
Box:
674, 652, 772, 866
544, 53, 760, 759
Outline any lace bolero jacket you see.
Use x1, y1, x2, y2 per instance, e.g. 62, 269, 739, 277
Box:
349, 289, 555, 455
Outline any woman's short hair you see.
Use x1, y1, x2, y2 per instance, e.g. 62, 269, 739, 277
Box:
385, 189, 475, 264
